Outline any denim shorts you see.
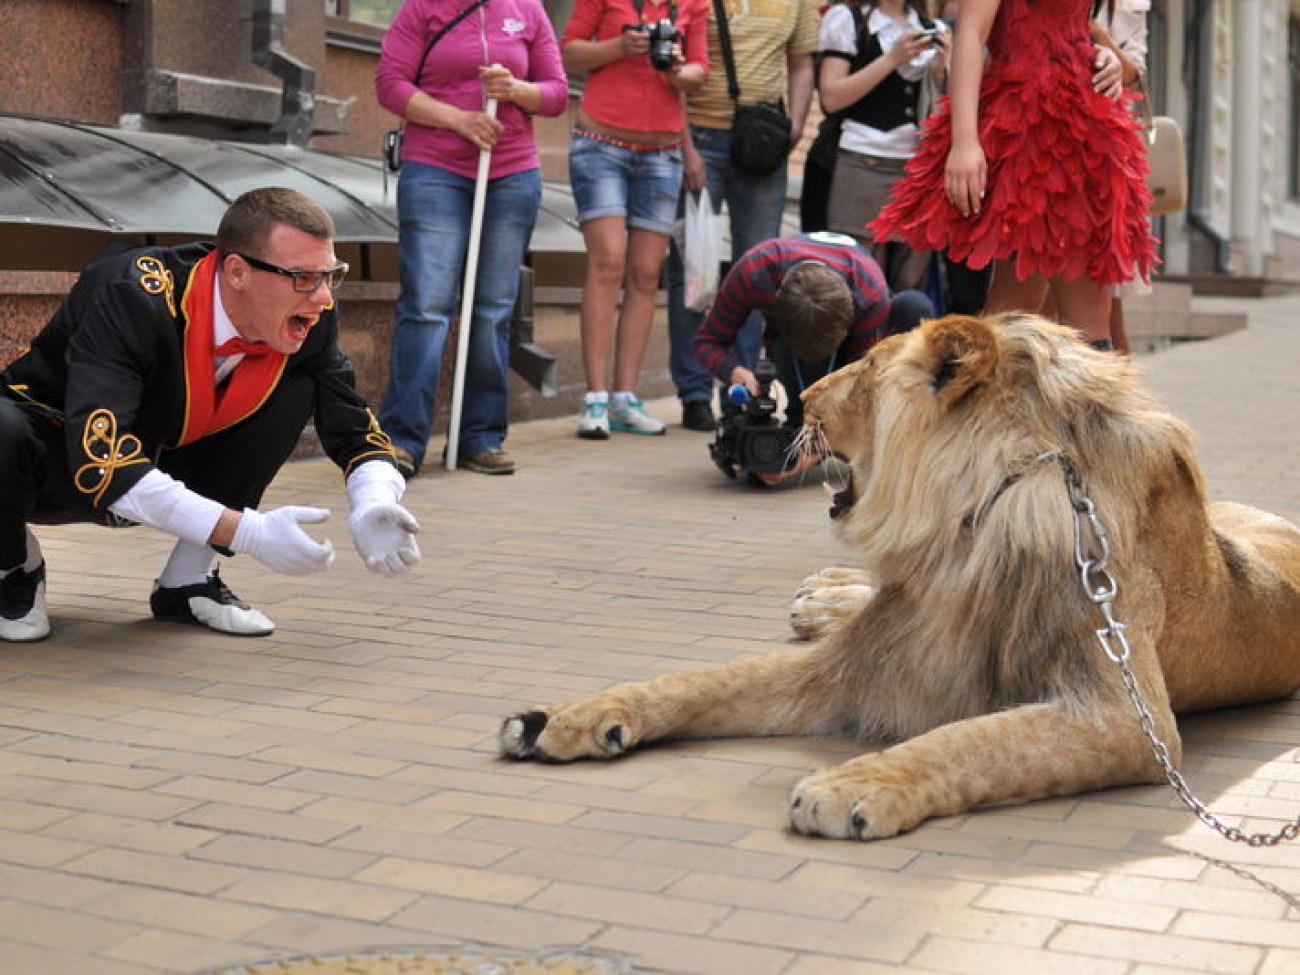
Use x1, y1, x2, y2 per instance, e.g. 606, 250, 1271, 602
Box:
568, 130, 684, 235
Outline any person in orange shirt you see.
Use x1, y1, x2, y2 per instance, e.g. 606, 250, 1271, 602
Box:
562, 0, 709, 439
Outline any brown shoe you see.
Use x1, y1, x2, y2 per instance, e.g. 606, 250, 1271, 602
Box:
392, 446, 419, 480
457, 448, 516, 475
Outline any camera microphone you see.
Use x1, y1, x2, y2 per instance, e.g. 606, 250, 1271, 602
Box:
727, 384, 750, 406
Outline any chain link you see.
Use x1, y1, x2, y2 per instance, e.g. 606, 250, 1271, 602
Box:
1059, 455, 1300, 847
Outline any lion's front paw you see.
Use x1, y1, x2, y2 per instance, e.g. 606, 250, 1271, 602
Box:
788, 765, 919, 840
499, 704, 637, 762
789, 567, 876, 641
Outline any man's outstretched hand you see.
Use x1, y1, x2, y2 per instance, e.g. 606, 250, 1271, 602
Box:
349, 503, 422, 576
230, 506, 336, 574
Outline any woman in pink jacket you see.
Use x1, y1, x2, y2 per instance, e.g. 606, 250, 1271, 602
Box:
375, 0, 568, 477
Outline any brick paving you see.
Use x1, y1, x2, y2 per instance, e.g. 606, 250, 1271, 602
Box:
2, 295, 1299, 974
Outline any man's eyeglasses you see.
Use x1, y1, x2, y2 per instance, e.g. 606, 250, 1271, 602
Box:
237, 253, 350, 293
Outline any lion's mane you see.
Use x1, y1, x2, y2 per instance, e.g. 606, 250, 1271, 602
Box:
808, 313, 1205, 741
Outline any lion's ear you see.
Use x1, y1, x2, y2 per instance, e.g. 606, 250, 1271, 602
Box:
919, 315, 1001, 403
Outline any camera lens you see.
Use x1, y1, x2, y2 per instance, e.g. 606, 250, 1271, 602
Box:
748, 431, 788, 468
647, 20, 677, 72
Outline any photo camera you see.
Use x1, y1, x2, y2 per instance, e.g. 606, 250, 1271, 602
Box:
710, 359, 798, 480
626, 18, 680, 72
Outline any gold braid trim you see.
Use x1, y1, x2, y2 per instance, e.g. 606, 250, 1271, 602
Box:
73, 409, 149, 508
363, 408, 396, 456
342, 411, 398, 478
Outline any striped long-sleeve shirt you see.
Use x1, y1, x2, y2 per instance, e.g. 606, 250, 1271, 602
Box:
693, 232, 893, 383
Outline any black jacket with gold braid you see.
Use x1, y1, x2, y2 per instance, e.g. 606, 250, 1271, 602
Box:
0, 241, 394, 512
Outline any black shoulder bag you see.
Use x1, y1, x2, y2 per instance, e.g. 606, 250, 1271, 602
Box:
712, 0, 792, 176
382, 0, 492, 180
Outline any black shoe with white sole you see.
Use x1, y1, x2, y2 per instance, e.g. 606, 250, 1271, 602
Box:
149, 568, 275, 636
0, 562, 51, 642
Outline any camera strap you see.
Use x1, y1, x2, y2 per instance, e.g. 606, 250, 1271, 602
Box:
632, 0, 676, 26
790, 353, 837, 397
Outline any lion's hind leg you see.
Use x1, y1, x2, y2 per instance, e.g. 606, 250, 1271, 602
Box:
790, 567, 877, 641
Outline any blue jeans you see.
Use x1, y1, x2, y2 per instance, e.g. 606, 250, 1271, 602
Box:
665, 125, 789, 404
379, 163, 542, 463
568, 130, 684, 235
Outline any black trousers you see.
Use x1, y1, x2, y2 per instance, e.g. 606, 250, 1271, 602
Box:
0, 374, 314, 568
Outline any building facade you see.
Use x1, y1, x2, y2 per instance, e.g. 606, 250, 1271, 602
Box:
1151, 0, 1300, 291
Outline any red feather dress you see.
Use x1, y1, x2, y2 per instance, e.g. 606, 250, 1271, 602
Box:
870, 0, 1156, 285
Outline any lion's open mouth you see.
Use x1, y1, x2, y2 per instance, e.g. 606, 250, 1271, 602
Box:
827, 469, 855, 520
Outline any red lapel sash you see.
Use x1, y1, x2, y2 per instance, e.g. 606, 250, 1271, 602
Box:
177, 251, 288, 446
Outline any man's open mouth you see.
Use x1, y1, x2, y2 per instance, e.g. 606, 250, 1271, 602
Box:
288, 314, 317, 341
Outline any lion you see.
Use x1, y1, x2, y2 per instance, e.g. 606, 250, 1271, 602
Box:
500, 313, 1300, 840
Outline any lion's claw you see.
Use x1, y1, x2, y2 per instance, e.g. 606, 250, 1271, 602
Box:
788, 568, 877, 641
498, 704, 637, 762
499, 709, 549, 759
788, 768, 914, 840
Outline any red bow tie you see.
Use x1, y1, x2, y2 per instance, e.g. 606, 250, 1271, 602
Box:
214, 336, 274, 358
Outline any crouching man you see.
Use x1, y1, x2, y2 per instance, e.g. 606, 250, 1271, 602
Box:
0, 187, 420, 642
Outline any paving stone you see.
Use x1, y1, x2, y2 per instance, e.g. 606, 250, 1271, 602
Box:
4, 293, 1300, 972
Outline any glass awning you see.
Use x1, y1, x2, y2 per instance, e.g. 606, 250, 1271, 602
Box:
0, 114, 583, 251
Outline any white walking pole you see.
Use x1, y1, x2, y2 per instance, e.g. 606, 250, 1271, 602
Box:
445, 94, 499, 471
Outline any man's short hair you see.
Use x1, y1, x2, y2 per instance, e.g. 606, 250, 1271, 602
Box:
769, 260, 854, 363
216, 187, 335, 257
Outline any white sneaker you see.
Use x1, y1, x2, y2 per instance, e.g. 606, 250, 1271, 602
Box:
0, 562, 50, 642
577, 394, 611, 440
609, 396, 666, 436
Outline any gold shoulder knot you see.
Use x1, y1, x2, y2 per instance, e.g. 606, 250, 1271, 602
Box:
134, 255, 177, 317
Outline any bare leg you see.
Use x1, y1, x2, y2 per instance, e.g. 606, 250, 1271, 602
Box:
991, 263, 1114, 348
612, 227, 671, 392
1048, 275, 1112, 345
1110, 296, 1131, 354
579, 216, 629, 392
982, 259, 1049, 316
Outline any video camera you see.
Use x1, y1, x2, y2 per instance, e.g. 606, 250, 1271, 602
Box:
709, 358, 798, 480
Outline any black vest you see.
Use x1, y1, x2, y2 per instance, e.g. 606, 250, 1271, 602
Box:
844, 28, 925, 132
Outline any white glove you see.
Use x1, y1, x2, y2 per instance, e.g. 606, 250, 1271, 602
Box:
230, 506, 336, 575
349, 503, 421, 576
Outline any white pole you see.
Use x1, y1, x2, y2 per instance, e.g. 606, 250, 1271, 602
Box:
445, 95, 498, 471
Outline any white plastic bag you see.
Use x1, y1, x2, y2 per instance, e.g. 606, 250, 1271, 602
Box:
683, 188, 722, 313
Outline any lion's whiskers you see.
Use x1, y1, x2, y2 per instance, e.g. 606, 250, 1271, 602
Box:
782, 423, 844, 487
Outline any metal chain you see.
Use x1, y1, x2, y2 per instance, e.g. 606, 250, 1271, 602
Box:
1059, 456, 1300, 847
